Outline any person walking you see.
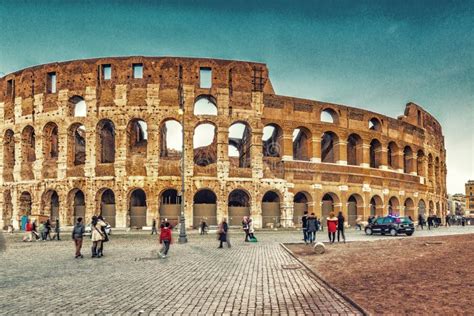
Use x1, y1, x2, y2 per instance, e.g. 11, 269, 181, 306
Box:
248, 217, 256, 241
159, 222, 172, 258
306, 213, 318, 243
31, 220, 40, 240
355, 216, 363, 230
22, 219, 33, 242
53, 219, 61, 241
151, 218, 157, 235
445, 214, 451, 227
302, 211, 309, 244
337, 211, 346, 243
91, 216, 106, 258
427, 214, 433, 230
72, 217, 85, 258
200, 220, 208, 235
218, 218, 231, 248
326, 212, 338, 244
44, 219, 52, 240
242, 216, 250, 242
417, 214, 424, 230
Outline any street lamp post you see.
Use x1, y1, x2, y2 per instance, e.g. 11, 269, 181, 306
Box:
178, 67, 187, 243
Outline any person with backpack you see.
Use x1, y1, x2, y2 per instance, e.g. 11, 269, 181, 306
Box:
306, 213, 318, 243
97, 216, 109, 257
91, 216, 106, 258
159, 222, 172, 258
248, 217, 256, 242
72, 217, 85, 258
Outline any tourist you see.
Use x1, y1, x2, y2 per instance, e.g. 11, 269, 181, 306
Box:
417, 214, 424, 230
31, 220, 40, 240
159, 222, 172, 258
22, 219, 32, 242
218, 218, 231, 248
337, 211, 346, 243
151, 218, 157, 235
242, 216, 250, 241
91, 216, 106, 258
97, 216, 109, 257
326, 212, 338, 244
306, 213, 318, 243
248, 217, 256, 241
302, 211, 308, 243
53, 218, 61, 241
200, 220, 208, 235
427, 214, 433, 230
72, 217, 85, 258
44, 219, 52, 240
445, 214, 451, 227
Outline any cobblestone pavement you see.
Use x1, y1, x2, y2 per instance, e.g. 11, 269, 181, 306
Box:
0, 231, 362, 315
2, 226, 472, 315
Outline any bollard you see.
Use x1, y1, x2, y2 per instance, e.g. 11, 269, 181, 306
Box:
313, 242, 325, 254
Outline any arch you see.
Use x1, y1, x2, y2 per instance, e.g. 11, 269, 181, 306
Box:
160, 119, 182, 158
193, 189, 217, 227
2, 190, 13, 229
193, 95, 217, 116
388, 196, 400, 215
322, 192, 340, 222
368, 117, 382, 131
262, 123, 283, 157
370, 139, 382, 168
159, 188, 181, 227
229, 122, 252, 168
3, 129, 15, 182
228, 189, 251, 226
320, 108, 338, 124
99, 189, 116, 227
416, 150, 425, 176
403, 146, 414, 173
41, 190, 59, 220
262, 190, 281, 228
428, 154, 434, 182
97, 119, 115, 163
19, 191, 32, 218
68, 96, 87, 117
418, 199, 426, 217
370, 195, 383, 217
347, 194, 364, 226
21, 125, 36, 162
293, 126, 312, 161
347, 133, 362, 166
43, 122, 59, 160
68, 123, 86, 166
193, 122, 217, 166
404, 198, 415, 219
293, 191, 311, 226
68, 189, 85, 226
129, 188, 147, 229
321, 131, 339, 163
387, 141, 399, 169
127, 118, 148, 156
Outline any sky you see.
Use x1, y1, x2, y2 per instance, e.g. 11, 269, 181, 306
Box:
0, 0, 472, 194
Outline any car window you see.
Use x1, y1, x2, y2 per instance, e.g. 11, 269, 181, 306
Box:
376, 218, 384, 225
383, 217, 394, 224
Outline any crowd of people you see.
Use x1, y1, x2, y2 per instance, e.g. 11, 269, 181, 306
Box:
21, 218, 61, 242
301, 211, 346, 244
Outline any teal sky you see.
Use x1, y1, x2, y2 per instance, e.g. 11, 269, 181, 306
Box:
0, 0, 473, 194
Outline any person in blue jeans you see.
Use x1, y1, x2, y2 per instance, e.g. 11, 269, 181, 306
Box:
306, 213, 318, 243
302, 211, 309, 243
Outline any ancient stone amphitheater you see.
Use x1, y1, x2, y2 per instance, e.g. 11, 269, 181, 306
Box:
0, 57, 447, 229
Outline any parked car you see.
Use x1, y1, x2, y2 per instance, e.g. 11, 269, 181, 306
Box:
365, 216, 414, 236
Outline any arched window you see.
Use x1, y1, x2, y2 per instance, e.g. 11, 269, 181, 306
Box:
292, 127, 311, 161
320, 108, 338, 123
68, 124, 86, 166
262, 124, 283, 157
21, 125, 36, 163
3, 129, 15, 182
127, 119, 148, 155
369, 139, 382, 168
193, 123, 217, 166
160, 120, 183, 158
97, 119, 115, 163
69, 96, 87, 117
368, 117, 382, 131
229, 122, 251, 167
194, 95, 217, 115
417, 150, 425, 176
347, 133, 362, 166
321, 132, 338, 163
403, 146, 413, 173
387, 142, 398, 169
43, 122, 59, 160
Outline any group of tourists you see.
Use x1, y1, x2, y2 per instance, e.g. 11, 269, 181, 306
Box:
302, 211, 346, 244
71, 215, 110, 259
22, 218, 61, 242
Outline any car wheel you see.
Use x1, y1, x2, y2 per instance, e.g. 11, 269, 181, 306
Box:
406, 232, 413, 236
365, 228, 373, 235
390, 228, 397, 236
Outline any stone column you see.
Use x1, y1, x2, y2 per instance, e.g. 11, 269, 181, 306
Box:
311, 136, 321, 163
379, 148, 388, 170
336, 140, 347, 165
361, 144, 371, 168
57, 130, 68, 179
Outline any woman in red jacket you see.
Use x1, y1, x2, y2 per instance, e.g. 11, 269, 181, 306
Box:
159, 222, 172, 258
326, 212, 338, 243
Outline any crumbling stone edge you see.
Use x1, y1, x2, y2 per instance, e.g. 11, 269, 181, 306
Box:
280, 243, 370, 316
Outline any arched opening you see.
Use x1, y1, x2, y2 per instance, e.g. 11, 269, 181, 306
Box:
160, 120, 182, 159
293, 192, 310, 227
417, 150, 425, 176
43, 122, 59, 161
321, 131, 339, 163
193, 95, 217, 115
370, 195, 383, 217
387, 142, 399, 169
403, 146, 414, 173
41, 190, 59, 221
193, 189, 217, 227
228, 189, 251, 226
100, 189, 116, 228
347, 133, 362, 166
193, 123, 217, 167
292, 127, 312, 161
3, 129, 15, 182
159, 189, 181, 227
262, 124, 283, 157
322, 193, 340, 225
70, 190, 85, 226
370, 139, 382, 168
418, 199, 426, 217
229, 122, 251, 168
127, 119, 148, 156
97, 119, 115, 163
21, 126, 36, 179
19, 192, 32, 229
2, 190, 13, 229
347, 194, 364, 226
368, 117, 382, 131
320, 108, 338, 123
262, 191, 281, 228
129, 189, 147, 229
69, 96, 87, 117
68, 123, 86, 166
388, 196, 400, 215
428, 154, 434, 183
404, 198, 415, 219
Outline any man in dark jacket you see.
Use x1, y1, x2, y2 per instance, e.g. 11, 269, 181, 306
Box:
72, 217, 85, 258
337, 212, 346, 243
302, 211, 308, 244
218, 218, 231, 248
53, 219, 61, 240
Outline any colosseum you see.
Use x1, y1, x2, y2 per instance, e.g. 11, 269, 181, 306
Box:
0, 56, 447, 230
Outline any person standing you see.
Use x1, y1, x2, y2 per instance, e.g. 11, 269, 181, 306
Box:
53, 219, 61, 241
418, 214, 424, 230
97, 216, 108, 257
91, 216, 106, 258
445, 214, 451, 227
151, 218, 157, 235
218, 218, 231, 248
22, 219, 33, 242
242, 216, 250, 242
248, 217, 256, 241
72, 217, 85, 258
427, 214, 433, 230
200, 220, 208, 235
326, 212, 338, 244
302, 211, 309, 244
306, 213, 317, 243
31, 220, 39, 240
159, 222, 172, 258
337, 211, 346, 243
44, 219, 52, 240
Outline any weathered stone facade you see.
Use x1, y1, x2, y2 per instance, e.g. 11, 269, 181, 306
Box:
0, 57, 447, 229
